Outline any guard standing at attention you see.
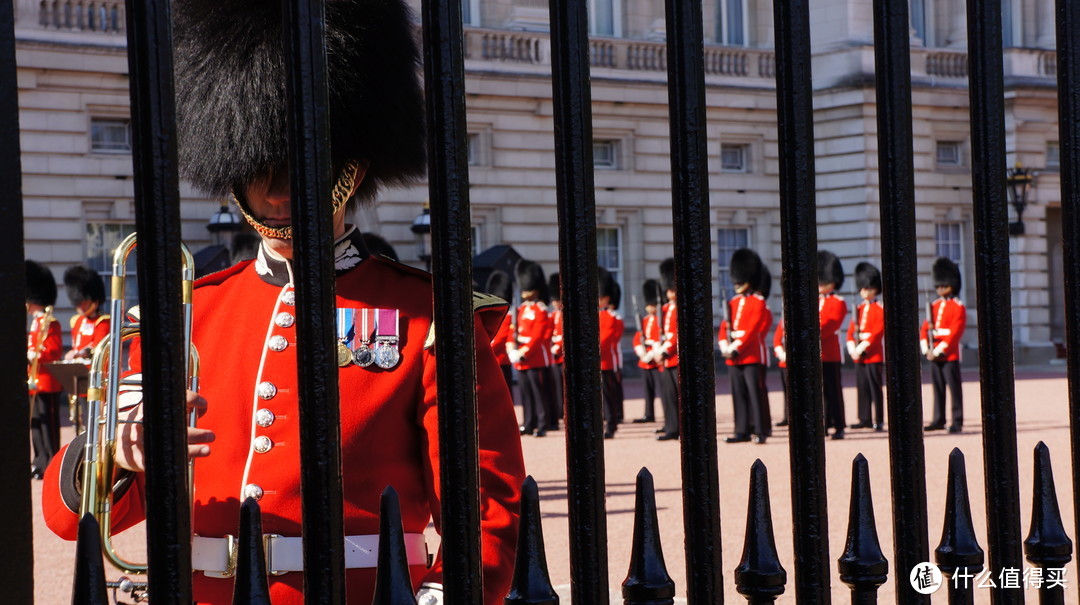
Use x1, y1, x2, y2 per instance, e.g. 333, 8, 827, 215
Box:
547, 272, 565, 428
26, 260, 62, 479
656, 258, 680, 441
598, 268, 624, 439
486, 270, 515, 398
719, 249, 773, 444
773, 318, 788, 427
846, 262, 885, 431
921, 257, 966, 433
509, 260, 555, 437
818, 250, 848, 440
62, 265, 111, 361
631, 279, 662, 423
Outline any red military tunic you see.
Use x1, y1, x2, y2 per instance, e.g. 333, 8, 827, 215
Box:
43, 229, 525, 605
28, 311, 62, 394
599, 308, 624, 371
69, 312, 111, 359
920, 296, 966, 361
818, 293, 847, 363
491, 313, 512, 366
550, 307, 564, 365
633, 313, 661, 370
512, 301, 553, 371
846, 299, 884, 364
773, 319, 786, 369
659, 302, 678, 368
718, 294, 771, 366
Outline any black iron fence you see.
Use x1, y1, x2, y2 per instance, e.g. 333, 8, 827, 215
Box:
2, 0, 1080, 602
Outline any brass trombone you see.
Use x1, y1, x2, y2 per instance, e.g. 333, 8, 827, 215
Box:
79, 232, 200, 596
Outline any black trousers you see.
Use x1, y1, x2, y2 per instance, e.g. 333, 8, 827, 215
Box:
658, 367, 680, 436
730, 364, 770, 438
822, 361, 846, 431
519, 367, 552, 432
855, 362, 884, 426
931, 360, 963, 428
601, 369, 620, 435
613, 371, 624, 422
549, 363, 564, 428
640, 367, 659, 420
778, 367, 788, 424
31, 391, 62, 470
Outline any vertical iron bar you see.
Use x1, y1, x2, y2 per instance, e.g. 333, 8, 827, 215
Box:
935, 449, 984, 605
964, 0, 1024, 600
772, 0, 831, 600
0, 0, 33, 600
1022, 443, 1072, 605
280, 0, 343, 600
420, 0, 484, 602
547, 0, 609, 600
869, 0, 931, 602
1054, 0, 1080, 567
505, 477, 559, 605
124, 0, 190, 599
662, 0, 722, 602
734, 460, 787, 604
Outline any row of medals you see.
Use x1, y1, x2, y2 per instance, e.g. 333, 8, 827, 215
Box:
337, 337, 400, 370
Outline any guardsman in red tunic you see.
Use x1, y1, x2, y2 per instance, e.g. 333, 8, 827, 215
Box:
26, 260, 62, 479
656, 258, 680, 441
63, 265, 111, 362
818, 250, 848, 439
631, 279, 662, 423
508, 260, 555, 437
773, 318, 788, 427
42, 1, 525, 603
846, 262, 885, 431
547, 272, 565, 428
920, 257, 966, 433
486, 270, 515, 398
719, 249, 773, 444
598, 268, 624, 439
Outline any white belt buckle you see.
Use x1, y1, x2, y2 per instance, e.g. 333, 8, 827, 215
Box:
201, 534, 237, 579
263, 533, 290, 576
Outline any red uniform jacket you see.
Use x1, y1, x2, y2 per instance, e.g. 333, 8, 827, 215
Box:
512, 301, 553, 370
773, 319, 786, 369
491, 313, 512, 366
599, 308, 624, 371
920, 297, 966, 361
28, 311, 62, 394
846, 299, 884, 364
43, 233, 525, 605
70, 312, 111, 358
660, 302, 678, 368
550, 307, 564, 365
718, 294, 771, 366
818, 294, 847, 363
634, 313, 661, 370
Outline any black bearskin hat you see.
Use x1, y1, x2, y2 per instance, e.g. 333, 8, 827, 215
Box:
817, 250, 844, 290
757, 264, 772, 299
172, 0, 426, 205
485, 270, 513, 304
932, 257, 962, 291
25, 260, 57, 307
855, 262, 882, 293
610, 281, 622, 309
515, 260, 548, 299
360, 232, 398, 262
659, 258, 676, 292
548, 273, 561, 302
598, 267, 618, 300
642, 279, 660, 307
63, 265, 106, 305
729, 248, 763, 289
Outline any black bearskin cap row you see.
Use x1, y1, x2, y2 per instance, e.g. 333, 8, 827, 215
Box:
485, 270, 513, 303
729, 248, 763, 290
933, 257, 962, 291
25, 260, 57, 307
642, 279, 660, 307
817, 250, 844, 290
515, 260, 547, 298
659, 258, 676, 292
548, 273, 561, 302
172, 0, 426, 204
757, 264, 772, 298
598, 266, 618, 300
63, 265, 106, 305
855, 262, 882, 292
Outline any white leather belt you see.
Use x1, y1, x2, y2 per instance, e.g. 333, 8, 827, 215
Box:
935, 328, 951, 335
192, 533, 428, 578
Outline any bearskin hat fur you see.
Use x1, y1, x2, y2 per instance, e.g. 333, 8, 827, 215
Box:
610, 281, 622, 309
855, 262, 882, 293
729, 248, 763, 289
598, 266, 618, 301
817, 250, 844, 290
757, 264, 772, 298
172, 0, 426, 205
642, 279, 660, 307
63, 265, 106, 305
659, 258, 676, 292
25, 260, 57, 307
933, 257, 962, 291
548, 273, 561, 302
485, 270, 513, 303
515, 260, 547, 299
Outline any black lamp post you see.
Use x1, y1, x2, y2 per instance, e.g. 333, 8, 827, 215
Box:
206, 202, 242, 245
1005, 163, 1034, 236
410, 205, 432, 270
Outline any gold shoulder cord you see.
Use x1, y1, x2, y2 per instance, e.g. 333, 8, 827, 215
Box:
231, 160, 360, 240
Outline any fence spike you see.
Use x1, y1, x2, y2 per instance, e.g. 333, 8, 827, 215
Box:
71, 513, 108, 605
371, 486, 417, 605
934, 448, 984, 600
622, 468, 675, 605
505, 476, 558, 605
232, 497, 271, 604
734, 460, 786, 603
837, 454, 888, 601
1023, 442, 1073, 603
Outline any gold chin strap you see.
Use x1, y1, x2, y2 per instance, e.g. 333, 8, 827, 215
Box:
231, 160, 361, 240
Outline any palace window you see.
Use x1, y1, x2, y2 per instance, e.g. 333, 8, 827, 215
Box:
720, 143, 750, 173
717, 227, 750, 297
90, 118, 131, 153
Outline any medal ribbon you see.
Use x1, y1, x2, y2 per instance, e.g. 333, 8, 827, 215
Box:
355, 309, 375, 345
376, 308, 399, 342
336, 308, 356, 346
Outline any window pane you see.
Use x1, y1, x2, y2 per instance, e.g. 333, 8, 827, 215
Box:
936, 142, 962, 166
593, 140, 618, 169
726, 0, 744, 45
597, 227, 622, 310
592, 0, 614, 35
720, 144, 747, 172
717, 227, 750, 296
90, 119, 131, 152
934, 223, 963, 265
86, 222, 137, 308
910, 0, 926, 42
1048, 142, 1060, 169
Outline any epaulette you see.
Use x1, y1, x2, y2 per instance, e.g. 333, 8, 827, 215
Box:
423, 292, 510, 350
94, 314, 110, 325
69, 314, 79, 330
194, 259, 253, 288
